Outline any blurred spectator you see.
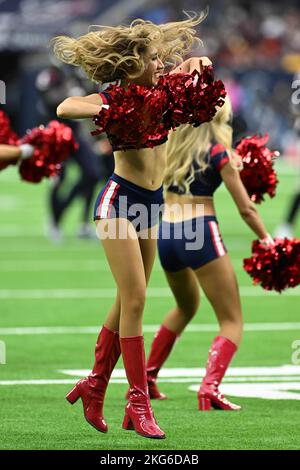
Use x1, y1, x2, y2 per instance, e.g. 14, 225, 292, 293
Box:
35, 64, 103, 241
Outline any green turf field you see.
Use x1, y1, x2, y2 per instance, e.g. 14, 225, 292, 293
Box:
0, 163, 300, 450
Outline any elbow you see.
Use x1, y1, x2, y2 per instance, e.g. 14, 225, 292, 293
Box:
239, 205, 257, 219
56, 97, 74, 119
56, 103, 66, 119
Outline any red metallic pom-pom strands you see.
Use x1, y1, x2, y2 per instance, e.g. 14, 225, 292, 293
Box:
92, 66, 226, 150
235, 134, 278, 204
0, 110, 19, 171
92, 84, 169, 150
0, 110, 19, 145
243, 238, 300, 293
161, 67, 226, 128
19, 121, 78, 183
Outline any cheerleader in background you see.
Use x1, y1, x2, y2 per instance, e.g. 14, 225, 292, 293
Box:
145, 96, 274, 411
35, 65, 102, 241
51, 12, 221, 439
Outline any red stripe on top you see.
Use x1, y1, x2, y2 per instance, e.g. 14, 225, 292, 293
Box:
98, 92, 108, 105
216, 156, 230, 171
211, 143, 226, 157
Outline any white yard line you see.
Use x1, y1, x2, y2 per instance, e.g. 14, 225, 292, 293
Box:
1, 365, 300, 387
0, 322, 300, 337
0, 287, 299, 300
0, 259, 244, 271
59, 365, 300, 378
1, 322, 300, 336
0, 260, 109, 271
2, 378, 300, 386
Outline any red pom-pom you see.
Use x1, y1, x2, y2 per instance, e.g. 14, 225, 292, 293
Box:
243, 237, 300, 292
0, 110, 19, 145
0, 110, 19, 171
92, 84, 169, 150
19, 121, 78, 183
161, 66, 226, 128
92, 66, 226, 150
235, 134, 279, 204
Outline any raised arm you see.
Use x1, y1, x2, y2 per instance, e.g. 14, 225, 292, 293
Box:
220, 162, 270, 241
56, 93, 103, 120
170, 56, 212, 75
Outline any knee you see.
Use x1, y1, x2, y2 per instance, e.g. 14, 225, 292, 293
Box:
121, 290, 146, 319
177, 295, 200, 320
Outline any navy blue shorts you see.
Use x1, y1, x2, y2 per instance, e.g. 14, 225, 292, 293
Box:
93, 173, 164, 231
158, 216, 227, 272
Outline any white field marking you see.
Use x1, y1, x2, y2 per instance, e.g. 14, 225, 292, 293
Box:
0, 239, 248, 252
1, 322, 300, 336
0, 196, 19, 210
0, 228, 274, 243
59, 365, 300, 379
0, 259, 245, 272
2, 380, 300, 390
0, 380, 79, 386
189, 383, 300, 400
0, 287, 299, 300
1, 365, 300, 401
0, 226, 45, 237
0, 246, 99, 253
0, 260, 109, 271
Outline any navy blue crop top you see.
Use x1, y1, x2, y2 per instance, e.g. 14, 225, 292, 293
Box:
167, 143, 230, 197
99, 90, 168, 151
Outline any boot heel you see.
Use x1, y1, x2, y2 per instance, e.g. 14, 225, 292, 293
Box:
122, 413, 134, 431
198, 396, 212, 411
66, 385, 80, 404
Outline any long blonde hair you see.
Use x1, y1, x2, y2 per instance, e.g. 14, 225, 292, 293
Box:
50, 12, 207, 84
164, 95, 240, 193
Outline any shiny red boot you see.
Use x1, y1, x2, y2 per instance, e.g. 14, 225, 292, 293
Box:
66, 326, 121, 432
146, 325, 179, 400
120, 336, 166, 439
198, 336, 241, 411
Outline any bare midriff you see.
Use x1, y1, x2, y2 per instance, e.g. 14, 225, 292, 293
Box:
114, 143, 167, 190
163, 191, 215, 222
113, 146, 215, 221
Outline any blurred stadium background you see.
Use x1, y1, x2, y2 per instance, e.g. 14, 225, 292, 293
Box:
0, 0, 300, 451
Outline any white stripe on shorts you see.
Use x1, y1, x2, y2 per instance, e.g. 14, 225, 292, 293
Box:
100, 181, 119, 218
209, 221, 226, 257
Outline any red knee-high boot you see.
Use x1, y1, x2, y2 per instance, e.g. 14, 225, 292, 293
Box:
120, 336, 166, 439
66, 326, 121, 432
198, 336, 241, 411
146, 325, 179, 399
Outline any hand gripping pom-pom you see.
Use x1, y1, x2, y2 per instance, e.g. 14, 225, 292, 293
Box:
18, 121, 78, 183
160, 66, 227, 129
243, 237, 300, 293
235, 134, 279, 204
92, 84, 169, 150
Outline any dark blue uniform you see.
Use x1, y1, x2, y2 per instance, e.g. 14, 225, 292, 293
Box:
93, 91, 165, 231
158, 143, 229, 272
